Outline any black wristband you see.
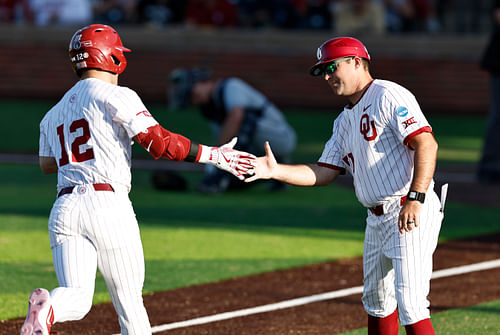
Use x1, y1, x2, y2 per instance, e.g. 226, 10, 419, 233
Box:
185, 142, 200, 162
407, 190, 426, 203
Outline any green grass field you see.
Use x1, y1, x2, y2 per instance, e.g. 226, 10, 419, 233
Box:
0, 99, 498, 334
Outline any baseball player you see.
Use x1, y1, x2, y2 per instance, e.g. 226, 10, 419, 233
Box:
246, 37, 444, 334
167, 68, 297, 193
20, 24, 255, 335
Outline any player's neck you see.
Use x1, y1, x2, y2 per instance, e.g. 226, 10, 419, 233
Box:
348, 76, 373, 106
80, 69, 119, 85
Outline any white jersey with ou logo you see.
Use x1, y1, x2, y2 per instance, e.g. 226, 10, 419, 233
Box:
317, 79, 443, 326
39, 78, 158, 193
318, 79, 433, 208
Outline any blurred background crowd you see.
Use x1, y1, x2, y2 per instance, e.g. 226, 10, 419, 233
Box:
0, 0, 494, 35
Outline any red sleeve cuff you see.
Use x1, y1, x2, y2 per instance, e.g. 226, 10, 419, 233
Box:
194, 143, 203, 162
317, 162, 346, 175
182, 142, 202, 162
404, 126, 433, 148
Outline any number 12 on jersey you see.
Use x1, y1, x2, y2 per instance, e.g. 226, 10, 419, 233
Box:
56, 118, 95, 166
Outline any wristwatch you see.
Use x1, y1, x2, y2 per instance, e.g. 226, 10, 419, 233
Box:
407, 190, 426, 203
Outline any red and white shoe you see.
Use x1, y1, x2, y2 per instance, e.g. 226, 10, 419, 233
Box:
20, 288, 55, 335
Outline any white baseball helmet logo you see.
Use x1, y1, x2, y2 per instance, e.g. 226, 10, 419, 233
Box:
316, 47, 322, 60
70, 33, 82, 51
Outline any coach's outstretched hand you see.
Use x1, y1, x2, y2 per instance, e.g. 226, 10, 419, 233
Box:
245, 141, 277, 183
199, 137, 256, 180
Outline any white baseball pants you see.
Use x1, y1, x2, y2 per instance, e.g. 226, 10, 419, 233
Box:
362, 190, 443, 326
47, 185, 151, 335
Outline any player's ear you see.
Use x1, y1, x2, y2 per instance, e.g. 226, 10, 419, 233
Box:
353, 57, 362, 69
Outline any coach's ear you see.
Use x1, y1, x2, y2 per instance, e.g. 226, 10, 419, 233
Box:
40, 156, 58, 174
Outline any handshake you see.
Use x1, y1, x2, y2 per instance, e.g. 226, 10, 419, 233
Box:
198, 137, 256, 180
199, 137, 277, 184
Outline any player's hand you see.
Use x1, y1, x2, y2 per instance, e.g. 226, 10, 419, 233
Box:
204, 137, 256, 180
398, 200, 422, 234
245, 141, 277, 183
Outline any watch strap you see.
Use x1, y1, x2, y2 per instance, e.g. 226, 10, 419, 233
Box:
407, 190, 426, 203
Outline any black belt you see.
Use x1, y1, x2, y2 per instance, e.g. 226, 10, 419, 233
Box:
369, 196, 407, 216
57, 183, 114, 198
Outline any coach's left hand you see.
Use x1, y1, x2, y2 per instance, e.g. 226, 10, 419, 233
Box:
398, 201, 422, 234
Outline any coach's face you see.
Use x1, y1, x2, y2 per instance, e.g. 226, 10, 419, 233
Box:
324, 57, 362, 97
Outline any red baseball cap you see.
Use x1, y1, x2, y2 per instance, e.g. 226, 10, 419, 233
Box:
310, 37, 370, 76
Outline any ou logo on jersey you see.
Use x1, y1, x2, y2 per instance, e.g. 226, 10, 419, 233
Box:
360, 114, 378, 141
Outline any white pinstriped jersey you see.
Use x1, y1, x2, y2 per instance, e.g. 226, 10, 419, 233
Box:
318, 79, 433, 208
39, 78, 158, 192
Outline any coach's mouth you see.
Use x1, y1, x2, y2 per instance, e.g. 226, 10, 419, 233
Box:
328, 79, 340, 90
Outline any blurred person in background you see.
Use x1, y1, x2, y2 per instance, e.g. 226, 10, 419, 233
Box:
332, 0, 386, 35
478, 0, 500, 184
236, 0, 331, 30
453, 0, 483, 34
29, 0, 92, 26
384, 0, 416, 32
136, 0, 186, 28
93, 0, 139, 25
167, 68, 297, 193
184, 0, 237, 28
384, 0, 439, 33
299, 0, 331, 30
0, 0, 32, 23
235, 0, 275, 29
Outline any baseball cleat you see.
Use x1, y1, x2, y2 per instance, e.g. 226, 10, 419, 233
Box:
20, 288, 55, 335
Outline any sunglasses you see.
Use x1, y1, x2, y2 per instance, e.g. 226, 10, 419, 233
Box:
322, 57, 354, 75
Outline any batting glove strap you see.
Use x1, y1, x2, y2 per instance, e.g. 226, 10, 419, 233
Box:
198, 137, 256, 180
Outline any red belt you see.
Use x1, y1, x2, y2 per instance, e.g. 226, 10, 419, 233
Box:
57, 183, 114, 198
369, 196, 407, 216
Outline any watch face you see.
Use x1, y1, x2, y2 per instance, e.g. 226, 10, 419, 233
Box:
408, 191, 425, 203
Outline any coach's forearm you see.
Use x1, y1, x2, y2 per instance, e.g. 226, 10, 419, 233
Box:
273, 163, 338, 187
410, 133, 438, 192
271, 163, 316, 186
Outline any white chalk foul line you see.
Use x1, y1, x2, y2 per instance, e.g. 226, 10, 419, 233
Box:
112, 258, 500, 334
150, 285, 364, 333
431, 258, 500, 279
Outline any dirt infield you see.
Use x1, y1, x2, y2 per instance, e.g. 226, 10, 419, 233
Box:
1, 164, 499, 335
2, 233, 499, 335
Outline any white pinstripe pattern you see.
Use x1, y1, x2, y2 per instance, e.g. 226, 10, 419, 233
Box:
40, 78, 156, 334
48, 187, 151, 334
39, 78, 157, 193
317, 79, 443, 325
362, 188, 442, 325
318, 79, 430, 208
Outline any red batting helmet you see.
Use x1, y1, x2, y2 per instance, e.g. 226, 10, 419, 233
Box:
310, 37, 370, 76
69, 24, 130, 76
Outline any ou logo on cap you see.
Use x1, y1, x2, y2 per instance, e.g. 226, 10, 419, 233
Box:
316, 47, 322, 60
